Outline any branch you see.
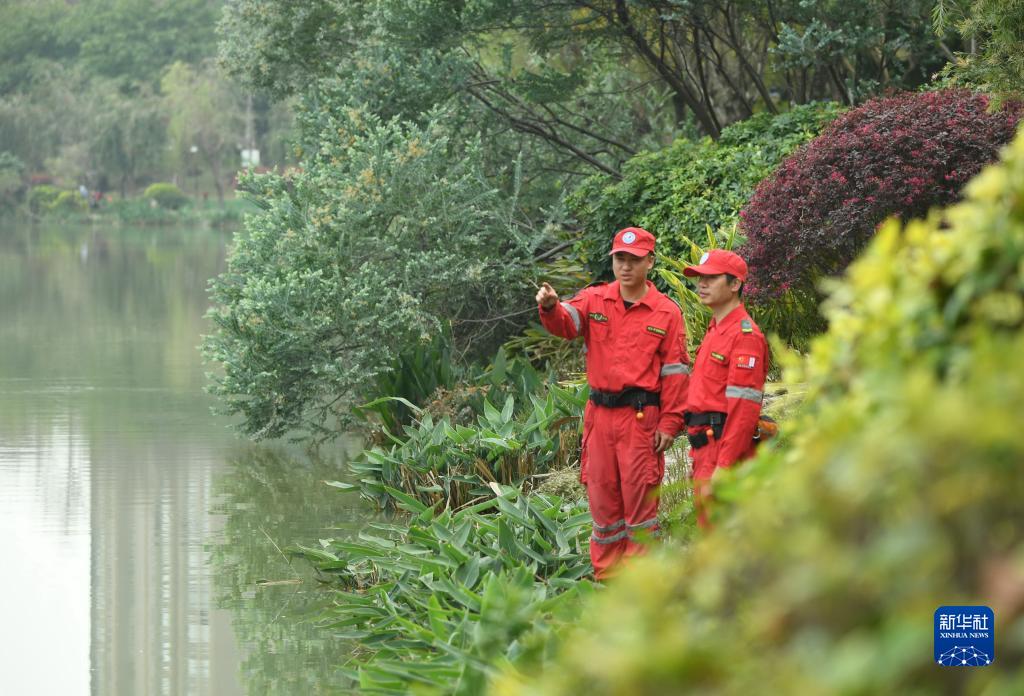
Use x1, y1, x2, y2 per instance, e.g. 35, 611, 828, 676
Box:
466, 82, 623, 179
534, 239, 576, 262
540, 102, 637, 156
611, 0, 721, 138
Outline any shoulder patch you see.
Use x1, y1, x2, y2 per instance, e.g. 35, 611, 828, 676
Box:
741, 319, 753, 334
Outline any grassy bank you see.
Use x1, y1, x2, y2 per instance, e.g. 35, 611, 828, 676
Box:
15, 190, 257, 229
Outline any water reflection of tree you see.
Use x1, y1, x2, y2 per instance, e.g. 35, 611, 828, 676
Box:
0, 223, 228, 396
210, 445, 369, 694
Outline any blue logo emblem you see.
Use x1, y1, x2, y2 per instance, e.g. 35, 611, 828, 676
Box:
622, 231, 636, 244
934, 606, 994, 666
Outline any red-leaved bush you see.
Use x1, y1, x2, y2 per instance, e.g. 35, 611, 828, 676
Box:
739, 90, 1023, 300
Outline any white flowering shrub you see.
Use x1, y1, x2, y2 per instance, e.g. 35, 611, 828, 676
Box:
203, 103, 538, 440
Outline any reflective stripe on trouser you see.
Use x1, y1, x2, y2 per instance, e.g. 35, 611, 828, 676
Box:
582, 401, 664, 579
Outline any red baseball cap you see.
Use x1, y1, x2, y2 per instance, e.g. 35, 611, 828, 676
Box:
609, 227, 656, 256
682, 249, 748, 282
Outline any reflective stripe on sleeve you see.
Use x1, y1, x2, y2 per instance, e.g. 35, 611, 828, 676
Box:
592, 518, 625, 534
725, 385, 764, 403
561, 302, 581, 334
660, 363, 690, 377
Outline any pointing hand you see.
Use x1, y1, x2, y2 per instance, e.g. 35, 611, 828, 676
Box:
536, 282, 559, 311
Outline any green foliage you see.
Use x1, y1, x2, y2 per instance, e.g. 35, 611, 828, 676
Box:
0, 0, 75, 95
352, 365, 587, 511
101, 196, 253, 228
202, 107, 541, 441
68, 0, 221, 88
26, 185, 61, 214
143, 182, 189, 210
218, 0, 681, 178
219, 0, 949, 147
0, 151, 24, 209
935, 0, 1024, 101
493, 128, 1024, 695
0, 2, 292, 197
0, 0, 222, 94
49, 189, 87, 214
297, 485, 594, 694
569, 103, 844, 280
768, 0, 950, 103
356, 334, 459, 437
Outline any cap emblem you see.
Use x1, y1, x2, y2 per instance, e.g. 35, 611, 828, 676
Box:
699, 251, 710, 264
622, 231, 636, 244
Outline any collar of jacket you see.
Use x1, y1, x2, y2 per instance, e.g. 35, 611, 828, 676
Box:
599, 279, 662, 309
708, 303, 748, 332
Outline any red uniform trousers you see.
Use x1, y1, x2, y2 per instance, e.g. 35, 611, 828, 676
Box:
688, 431, 755, 529
582, 401, 664, 580
688, 433, 719, 530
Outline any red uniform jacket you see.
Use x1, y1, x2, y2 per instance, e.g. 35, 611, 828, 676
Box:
686, 304, 768, 468
539, 280, 689, 435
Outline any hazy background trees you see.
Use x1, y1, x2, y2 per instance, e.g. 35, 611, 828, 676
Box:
0, 0, 293, 198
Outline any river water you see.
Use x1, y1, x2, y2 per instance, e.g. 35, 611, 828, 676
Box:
0, 221, 369, 695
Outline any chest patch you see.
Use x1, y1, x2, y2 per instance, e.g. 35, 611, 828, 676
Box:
710, 351, 726, 363
589, 312, 609, 323
646, 325, 667, 337
736, 355, 757, 369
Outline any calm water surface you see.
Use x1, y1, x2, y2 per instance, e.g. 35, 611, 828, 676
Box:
0, 222, 369, 695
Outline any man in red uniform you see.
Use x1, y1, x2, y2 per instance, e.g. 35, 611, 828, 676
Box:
536, 227, 689, 579
682, 250, 768, 528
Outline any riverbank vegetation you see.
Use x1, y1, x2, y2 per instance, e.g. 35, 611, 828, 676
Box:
198, 0, 1024, 692
19, 182, 257, 228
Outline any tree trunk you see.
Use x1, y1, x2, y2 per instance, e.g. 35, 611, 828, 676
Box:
612, 0, 721, 138
211, 160, 224, 205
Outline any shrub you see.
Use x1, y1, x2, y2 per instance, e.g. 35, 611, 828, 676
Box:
568, 103, 844, 279
49, 190, 87, 214
740, 89, 1023, 301
0, 151, 24, 208
143, 182, 189, 210
27, 184, 61, 213
301, 486, 594, 693
352, 379, 587, 512
202, 104, 541, 441
493, 128, 1024, 695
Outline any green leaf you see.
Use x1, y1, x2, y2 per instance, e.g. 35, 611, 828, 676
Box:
323, 480, 358, 491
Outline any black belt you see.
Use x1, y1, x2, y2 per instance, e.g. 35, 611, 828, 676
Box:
589, 387, 660, 409
684, 411, 726, 427
684, 411, 726, 449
